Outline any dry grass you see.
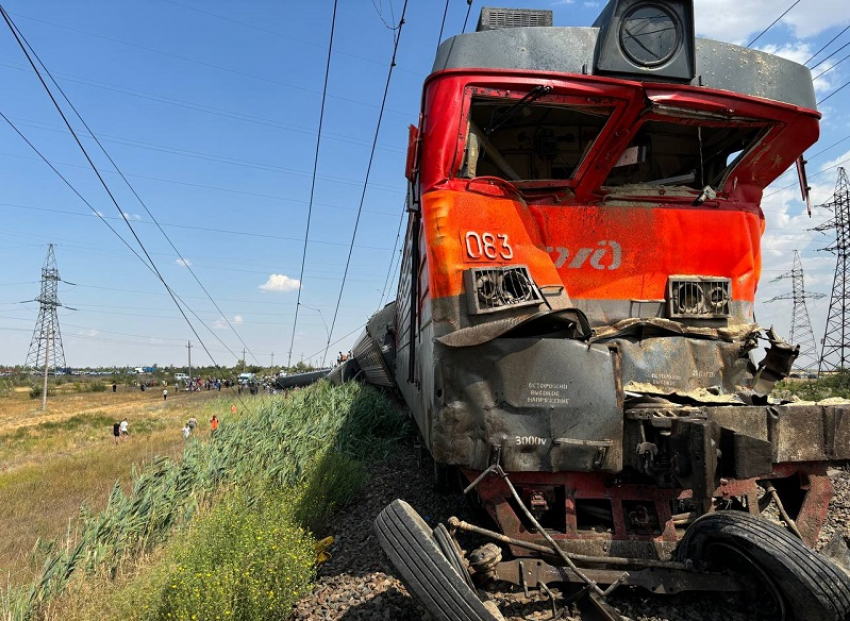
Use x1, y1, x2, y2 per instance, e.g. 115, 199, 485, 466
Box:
0, 387, 230, 588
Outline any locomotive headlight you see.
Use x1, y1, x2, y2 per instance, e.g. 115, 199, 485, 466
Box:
619, 4, 680, 68
464, 266, 543, 315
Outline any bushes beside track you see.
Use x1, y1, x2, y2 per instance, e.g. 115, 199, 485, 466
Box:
0, 381, 410, 621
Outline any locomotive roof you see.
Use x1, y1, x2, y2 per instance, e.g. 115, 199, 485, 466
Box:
432, 26, 817, 110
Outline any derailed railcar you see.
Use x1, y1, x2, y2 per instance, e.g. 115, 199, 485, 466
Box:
352, 1, 850, 618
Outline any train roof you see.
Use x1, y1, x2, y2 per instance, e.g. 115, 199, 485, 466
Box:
433, 4, 816, 111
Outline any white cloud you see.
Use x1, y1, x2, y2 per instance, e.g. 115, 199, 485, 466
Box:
121, 212, 142, 220
695, 0, 850, 44
757, 42, 811, 65
175, 258, 192, 267
259, 274, 300, 292
213, 315, 244, 329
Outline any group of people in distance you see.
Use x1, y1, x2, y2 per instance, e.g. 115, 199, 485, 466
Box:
181, 413, 221, 440
113, 407, 231, 445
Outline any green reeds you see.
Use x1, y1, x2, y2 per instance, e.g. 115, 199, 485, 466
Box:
1, 381, 408, 621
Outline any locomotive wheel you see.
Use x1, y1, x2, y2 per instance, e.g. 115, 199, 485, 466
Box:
677, 511, 850, 621
374, 499, 501, 621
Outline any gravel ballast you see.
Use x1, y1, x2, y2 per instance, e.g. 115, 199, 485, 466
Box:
290, 450, 850, 621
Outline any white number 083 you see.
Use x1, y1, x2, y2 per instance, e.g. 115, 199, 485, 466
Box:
465, 232, 513, 260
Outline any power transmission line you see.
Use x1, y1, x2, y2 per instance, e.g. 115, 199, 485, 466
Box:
6, 17, 260, 366
25, 244, 68, 372
323, 0, 410, 366
814, 168, 850, 373
0, 5, 238, 373
288, 0, 339, 367
1, 113, 250, 363
9, 11, 416, 114
811, 39, 850, 71
804, 24, 850, 65
818, 78, 850, 105
765, 250, 824, 371
0, 59, 410, 152
746, 0, 801, 48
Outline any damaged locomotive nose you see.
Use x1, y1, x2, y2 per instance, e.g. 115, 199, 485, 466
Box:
749, 327, 800, 397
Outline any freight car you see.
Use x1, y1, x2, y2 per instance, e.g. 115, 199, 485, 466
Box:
342, 2, 850, 619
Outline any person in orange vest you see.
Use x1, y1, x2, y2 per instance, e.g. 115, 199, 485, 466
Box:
210, 414, 219, 436
230, 403, 237, 415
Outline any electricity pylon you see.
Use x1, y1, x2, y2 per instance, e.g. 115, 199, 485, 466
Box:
766, 250, 824, 372
815, 167, 850, 374
24, 244, 68, 372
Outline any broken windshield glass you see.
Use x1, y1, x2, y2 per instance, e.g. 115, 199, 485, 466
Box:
460, 94, 613, 183
603, 119, 766, 190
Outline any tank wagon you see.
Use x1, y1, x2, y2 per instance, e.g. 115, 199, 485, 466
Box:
341, 2, 850, 618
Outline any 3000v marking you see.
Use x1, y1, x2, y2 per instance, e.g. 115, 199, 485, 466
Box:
515, 436, 548, 446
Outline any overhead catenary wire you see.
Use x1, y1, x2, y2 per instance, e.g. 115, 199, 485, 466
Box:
818, 77, 850, 105
462, 0, 474, 34
0, 113, 249, 365
0, 6, 239, 378
0, 146, 404, 217
288, 0, 339, 367
746, 0, 801, 48
804, 24, 850, 66
436, 0, 451, 49
379, 206, 406, 308
159, 0, 421, 77
4, 111, 406, 194
7, 15, 261, 366
322, 0, 410, 366
7, 11, 420, 116
0, 58, 409, 154
811, 38, 850, 72
375, 0, 452, 326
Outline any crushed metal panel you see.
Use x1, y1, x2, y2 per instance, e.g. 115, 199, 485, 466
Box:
617, 336, 750, 396
435, 338, 622, 472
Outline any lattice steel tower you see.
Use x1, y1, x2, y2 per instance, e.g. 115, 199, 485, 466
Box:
766, 250, 824, 372
816, 167, 850, 373
25, 244, 67, 371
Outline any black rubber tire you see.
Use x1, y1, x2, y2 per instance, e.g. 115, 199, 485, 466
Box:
433, 523, 476, 590
374, 499, 499, 621
677, 511, 850, 621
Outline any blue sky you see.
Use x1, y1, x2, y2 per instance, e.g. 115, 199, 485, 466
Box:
0, 0, 848, 369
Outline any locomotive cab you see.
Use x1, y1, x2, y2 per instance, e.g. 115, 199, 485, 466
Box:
361, 1, 850, 618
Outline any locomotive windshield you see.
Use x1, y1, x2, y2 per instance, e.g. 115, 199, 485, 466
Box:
460, 92, 613, 183
603, 117, 767, 189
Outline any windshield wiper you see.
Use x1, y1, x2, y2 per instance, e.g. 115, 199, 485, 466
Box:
484, 85, 552, 137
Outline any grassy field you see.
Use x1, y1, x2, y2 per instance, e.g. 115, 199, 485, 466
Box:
0, 385, 228, 587
0, 380, 409, 621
